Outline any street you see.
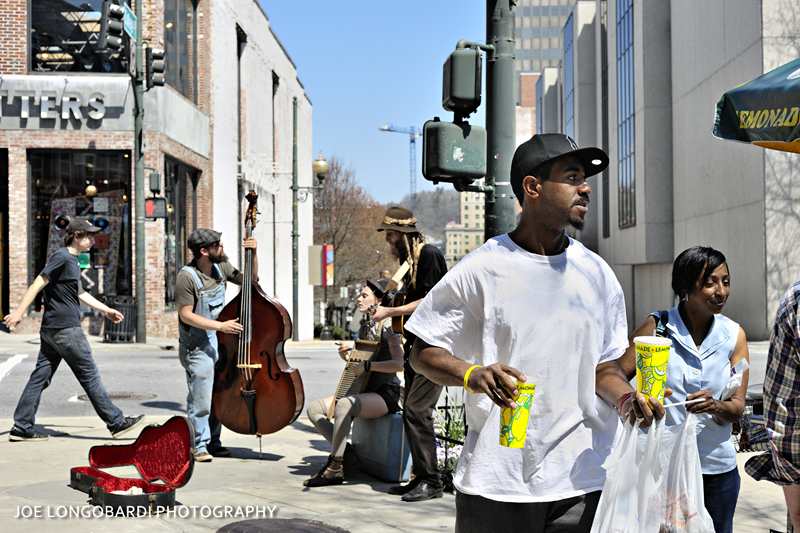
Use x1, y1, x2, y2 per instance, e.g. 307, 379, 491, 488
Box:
0, 342, 345, 423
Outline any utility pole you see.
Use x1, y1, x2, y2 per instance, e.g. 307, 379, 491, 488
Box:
291, 97, 299, 341
484, 0, 517, 239
133, 0, 146, 342
420, 1, 516, 241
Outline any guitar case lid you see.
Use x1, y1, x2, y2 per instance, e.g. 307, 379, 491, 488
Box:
87, 415, 194, 489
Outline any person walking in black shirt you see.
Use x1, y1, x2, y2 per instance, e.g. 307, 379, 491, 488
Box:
4, 219, 145, 442
372, 206, 448, 501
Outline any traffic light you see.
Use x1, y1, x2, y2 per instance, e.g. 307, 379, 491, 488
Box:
442, 48, 482, 116
146, 47, 166, 90
98, 1, 125, 52
422, 117, 487, 184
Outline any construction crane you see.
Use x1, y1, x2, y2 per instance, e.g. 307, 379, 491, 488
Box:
378, 124, 420, 213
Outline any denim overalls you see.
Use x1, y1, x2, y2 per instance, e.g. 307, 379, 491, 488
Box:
178, 264, 227, 454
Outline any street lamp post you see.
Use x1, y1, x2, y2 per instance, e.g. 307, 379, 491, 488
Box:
291, 97, 326, 341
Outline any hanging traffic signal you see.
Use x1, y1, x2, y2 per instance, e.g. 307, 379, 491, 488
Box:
98, 1, 125, 52
146, 47, 166, 90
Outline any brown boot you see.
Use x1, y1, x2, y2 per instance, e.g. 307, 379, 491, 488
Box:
304, 456, 344, 487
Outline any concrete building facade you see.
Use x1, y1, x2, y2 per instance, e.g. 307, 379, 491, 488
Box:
1, 0, 315, 340
546, 0, 800, 339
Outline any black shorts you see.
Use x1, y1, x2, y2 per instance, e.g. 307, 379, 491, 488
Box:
372, 382, 401, 415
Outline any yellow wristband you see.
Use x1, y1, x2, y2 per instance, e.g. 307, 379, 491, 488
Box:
463, 365, 482, 394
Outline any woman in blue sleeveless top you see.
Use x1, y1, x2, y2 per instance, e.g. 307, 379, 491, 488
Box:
619, 246, 750, 533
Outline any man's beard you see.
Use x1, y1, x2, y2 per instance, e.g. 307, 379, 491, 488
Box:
209, 250, 229, 264
568, 195, 589, 231
568, 215, 585, 231
390, 237, 408, 263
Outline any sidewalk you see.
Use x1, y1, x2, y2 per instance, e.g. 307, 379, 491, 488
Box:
0, 333, 787, 532
0, 413, 790, 533
0, 415, 455, 533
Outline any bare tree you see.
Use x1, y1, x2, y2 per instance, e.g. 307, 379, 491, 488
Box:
313, 156, 394, 290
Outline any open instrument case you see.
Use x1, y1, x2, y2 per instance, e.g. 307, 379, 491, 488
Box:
69, 415, 194, 515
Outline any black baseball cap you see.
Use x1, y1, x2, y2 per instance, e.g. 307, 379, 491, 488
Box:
511, 134, 609, 189
66, 218, 102, 233
187, 228, 222, 252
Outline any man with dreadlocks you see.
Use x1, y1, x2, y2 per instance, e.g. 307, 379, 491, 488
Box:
372, 205, 448, 501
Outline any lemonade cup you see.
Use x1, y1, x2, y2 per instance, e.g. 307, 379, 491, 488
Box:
499, 382, 536, 448
633, 336, 671, 404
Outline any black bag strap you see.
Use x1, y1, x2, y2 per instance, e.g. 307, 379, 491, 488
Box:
653, 310, 669, 337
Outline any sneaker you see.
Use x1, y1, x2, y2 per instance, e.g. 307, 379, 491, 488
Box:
208, 446, 231, 457
9, 426, 49, 442
194, 451, 213, 462
111, 415, 146, 439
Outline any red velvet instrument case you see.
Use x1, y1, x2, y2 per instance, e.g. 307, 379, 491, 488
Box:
69, 416, 195, 515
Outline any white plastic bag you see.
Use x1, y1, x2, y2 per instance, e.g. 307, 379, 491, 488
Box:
720, 358, 749, 400
591, 415, 716, 533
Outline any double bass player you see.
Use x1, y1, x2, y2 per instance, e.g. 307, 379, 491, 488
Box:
175, 228, 258, 462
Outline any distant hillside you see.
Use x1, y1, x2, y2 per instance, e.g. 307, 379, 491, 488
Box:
394, 187, 460, 243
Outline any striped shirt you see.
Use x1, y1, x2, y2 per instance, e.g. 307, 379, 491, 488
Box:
745, 281, 800, 485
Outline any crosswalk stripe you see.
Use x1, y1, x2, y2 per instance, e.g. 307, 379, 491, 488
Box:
0, 354, 28, 381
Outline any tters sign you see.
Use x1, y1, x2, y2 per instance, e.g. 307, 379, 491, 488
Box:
0, 89, 106, 121
0, 75, 133, 131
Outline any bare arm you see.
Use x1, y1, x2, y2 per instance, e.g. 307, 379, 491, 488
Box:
3, 275, 49, 329
352, 336, 404, 377
78, 291, 124, 324
371, 298, 422, 322
177, 303, 243, 334
688, 327, 749, 423
410, 339, 526, 410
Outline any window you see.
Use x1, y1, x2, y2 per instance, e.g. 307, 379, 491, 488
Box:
30, 0, 129, 73
29, 150, 131, 311
564, 15, 574, 139
532, 27, 541, 38
475, 236, 480, 244
531, 6, 540, 16
465, 224, 469, 228
536, 75, 543, 133
164, 160, 200, 306
617, 0, 635, 228
164, 0, 200, 102
601, 0, 610, 238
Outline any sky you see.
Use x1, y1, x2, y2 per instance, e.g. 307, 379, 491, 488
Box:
259, 0, 488, 206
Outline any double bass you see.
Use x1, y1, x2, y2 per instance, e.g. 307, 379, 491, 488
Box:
212, 191, 304, 436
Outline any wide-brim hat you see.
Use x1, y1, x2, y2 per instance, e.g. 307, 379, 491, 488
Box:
187, 228, 222, 251
66, 218, 102, 233
511, 133, 609, 188
377, 206, 418, 233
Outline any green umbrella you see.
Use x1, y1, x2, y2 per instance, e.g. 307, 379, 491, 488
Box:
713, 56, 800, 153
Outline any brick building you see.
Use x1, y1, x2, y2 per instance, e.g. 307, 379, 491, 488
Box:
0, 0, 315, 339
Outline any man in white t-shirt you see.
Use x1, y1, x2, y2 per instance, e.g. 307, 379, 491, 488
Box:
406, 133, 667, 532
